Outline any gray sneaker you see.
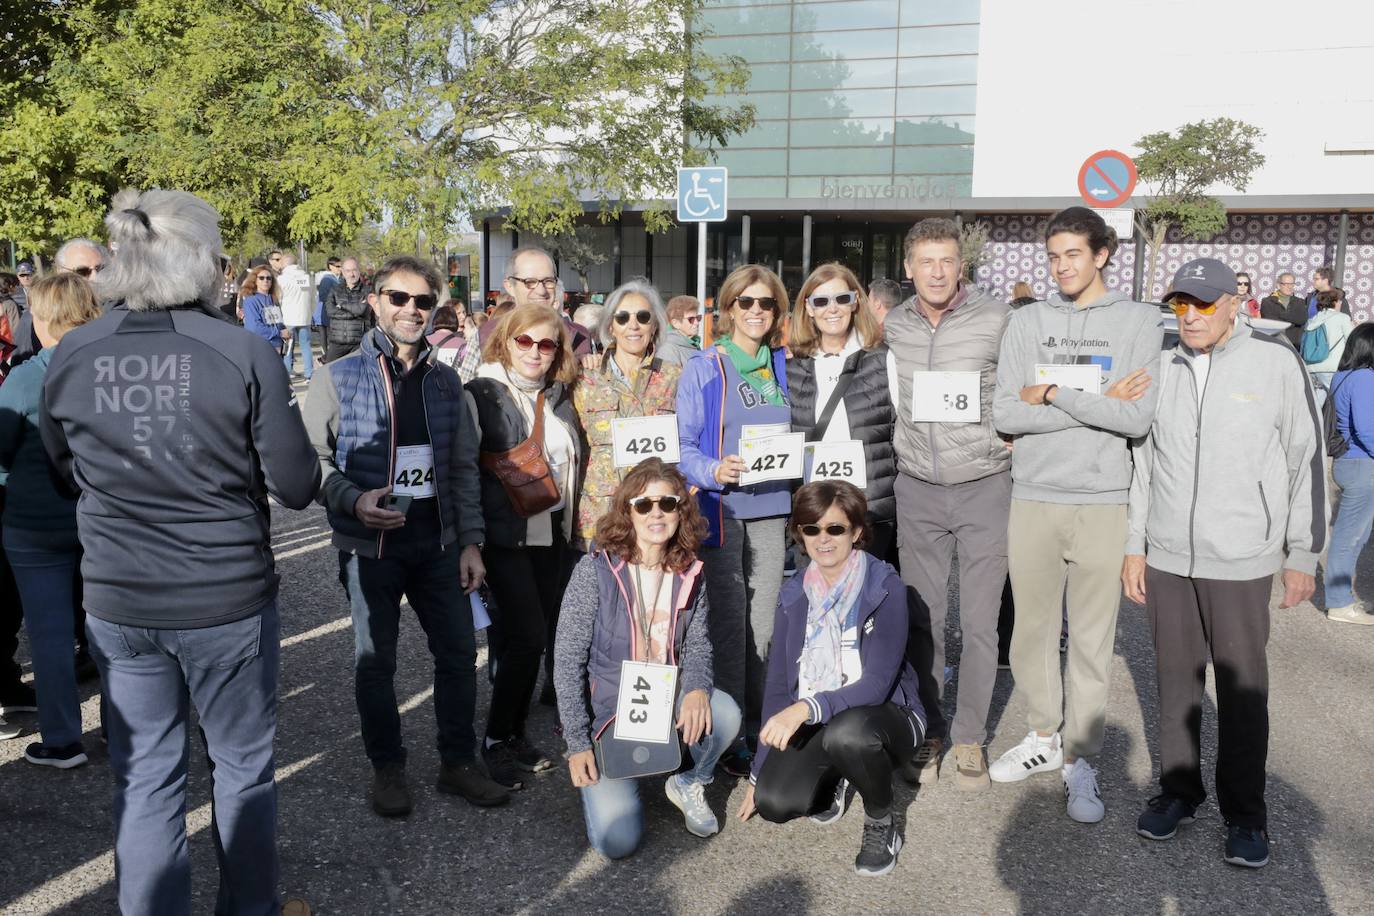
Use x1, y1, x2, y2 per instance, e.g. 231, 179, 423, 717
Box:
664, 774, 719, 838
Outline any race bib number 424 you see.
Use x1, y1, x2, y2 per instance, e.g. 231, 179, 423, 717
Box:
393, 445, 436, 498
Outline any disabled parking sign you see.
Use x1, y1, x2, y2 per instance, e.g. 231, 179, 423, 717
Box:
677, 167, 728, 222
1077, 150, 1137, 209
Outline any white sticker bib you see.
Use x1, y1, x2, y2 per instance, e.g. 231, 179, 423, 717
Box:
739, 432, 805, 486
805, 439, 867, 488
1034, 363, 1103, 395
910, 370, 981, 423
393, 445, 436, 498
612, 414, 681, 468
262, 305, 283, 325
613, 660, 678, 744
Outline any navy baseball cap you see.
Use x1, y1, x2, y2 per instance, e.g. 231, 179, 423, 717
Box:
1162, 258, 1237, 304
16, 260, 33, 275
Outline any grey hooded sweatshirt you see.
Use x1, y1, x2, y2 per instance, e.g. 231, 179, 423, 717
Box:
993, 290, 1164, 504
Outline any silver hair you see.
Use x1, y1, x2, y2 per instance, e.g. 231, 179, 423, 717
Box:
94, 188, 223, 311
54, 238, 111, 269
597, 278, 668, 352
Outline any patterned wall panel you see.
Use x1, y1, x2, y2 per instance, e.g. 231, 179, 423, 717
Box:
975, 212, 1373, 323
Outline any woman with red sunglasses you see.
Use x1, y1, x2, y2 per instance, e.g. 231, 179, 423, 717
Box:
466, 303, 582, 789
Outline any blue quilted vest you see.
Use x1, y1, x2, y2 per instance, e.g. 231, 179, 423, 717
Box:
328, 329, 468, 556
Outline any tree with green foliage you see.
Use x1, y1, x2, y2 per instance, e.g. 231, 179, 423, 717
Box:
0, 0, 753, 258
1133, 118, 1265, 299
545, 226, 608, 293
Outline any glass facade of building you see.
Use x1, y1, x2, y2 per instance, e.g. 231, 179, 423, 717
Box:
699, 0, 980, 201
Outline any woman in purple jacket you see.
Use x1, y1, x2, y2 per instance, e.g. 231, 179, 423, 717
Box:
737, 480, 925, 877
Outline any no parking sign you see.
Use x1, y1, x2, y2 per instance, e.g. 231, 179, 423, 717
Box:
1077, 150, 1138, 208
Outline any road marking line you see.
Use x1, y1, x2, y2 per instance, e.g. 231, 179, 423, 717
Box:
281, 616, 351, 648
274, 538, 335, 561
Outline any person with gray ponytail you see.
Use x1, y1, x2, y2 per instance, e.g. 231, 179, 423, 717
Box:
39, 188, 321, 915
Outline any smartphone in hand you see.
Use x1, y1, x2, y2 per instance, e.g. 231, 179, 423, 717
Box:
382, 493, 413, 514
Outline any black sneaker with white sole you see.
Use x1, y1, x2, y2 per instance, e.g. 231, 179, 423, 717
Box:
811, 778, 849, 825
854, 815, 902, 876
24, 741, 88, 769
1136, 794, 1197, 840
506, 735, 553, 772
481, 742, 526, 790
1224, 824, 1269, 868
0, 715, 22, 741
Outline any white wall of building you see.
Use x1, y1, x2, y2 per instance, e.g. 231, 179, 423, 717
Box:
482, 223, 692, 298
973, 0, 1374, 199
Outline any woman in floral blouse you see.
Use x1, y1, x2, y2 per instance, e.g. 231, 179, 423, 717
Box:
573, 278, 683, 549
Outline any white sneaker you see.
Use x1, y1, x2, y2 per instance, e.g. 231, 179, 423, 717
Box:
1327, 603, 1374, 626
665, 774, 719, 838
989, 731, 1063, 783
1063, 758, 1105, 824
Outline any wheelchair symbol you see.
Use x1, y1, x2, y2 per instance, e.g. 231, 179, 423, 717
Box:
677, 167, 727, 221
683, 171, 722, 218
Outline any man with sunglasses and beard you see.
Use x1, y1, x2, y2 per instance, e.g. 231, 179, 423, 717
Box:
8, 239, 110, 369
1123, 258, 1323, 869
304, 255, 510, 817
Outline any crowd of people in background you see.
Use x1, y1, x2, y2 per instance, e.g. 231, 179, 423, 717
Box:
0, 190, 1367, 914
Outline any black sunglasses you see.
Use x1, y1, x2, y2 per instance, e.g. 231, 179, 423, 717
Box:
614, 310, 653, 326
800, 523, 850, 537
256, 274, 273, 282
69, 265, 105, 278
630, 495, 681, 515
379, 289, 438, 311
735, 295, 778, 312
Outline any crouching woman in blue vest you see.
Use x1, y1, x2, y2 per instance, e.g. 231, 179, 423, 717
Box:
554, 458, 741, 858
737, 480, 926, 877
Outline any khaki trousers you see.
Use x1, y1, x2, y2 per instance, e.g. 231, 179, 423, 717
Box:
1007, 499, 1127, 759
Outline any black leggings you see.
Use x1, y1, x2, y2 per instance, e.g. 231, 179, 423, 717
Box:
754, 703, 923, 821
483, 534, 566, 741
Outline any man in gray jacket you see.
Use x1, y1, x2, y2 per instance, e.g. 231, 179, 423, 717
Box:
884, 217, 1011, 791
1123, 258, 1322, 869
989, 207, 1163, 824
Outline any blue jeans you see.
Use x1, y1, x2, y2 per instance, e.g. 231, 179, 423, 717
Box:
283, 326, 313, 379
2, 526, 83, 747
340, 544, 478, 768
579, 688, 740, 859
86, 602, 280, 916
1324, 458, 1374, 608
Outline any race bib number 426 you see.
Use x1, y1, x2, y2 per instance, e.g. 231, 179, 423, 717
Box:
612, 414, 681, 468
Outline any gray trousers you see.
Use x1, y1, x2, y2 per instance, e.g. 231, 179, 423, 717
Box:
895, 471, 1011, 746
700, 515, 787, 742
86, 602, 280, 916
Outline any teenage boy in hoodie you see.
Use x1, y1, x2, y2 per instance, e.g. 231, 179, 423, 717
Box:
1123, 258, 1322, 869
883, 217, 1011, 791
990, 206, 1163, 824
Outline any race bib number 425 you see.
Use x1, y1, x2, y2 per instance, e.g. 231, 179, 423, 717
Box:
393, 445, 436, 498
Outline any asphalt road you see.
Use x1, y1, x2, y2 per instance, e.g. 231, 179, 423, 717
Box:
3, 481, 1372, 913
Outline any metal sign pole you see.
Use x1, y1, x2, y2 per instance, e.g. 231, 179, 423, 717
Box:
696, 222, 707, 326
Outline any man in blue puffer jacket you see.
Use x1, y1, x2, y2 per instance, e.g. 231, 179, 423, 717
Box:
303, 255, 508, 816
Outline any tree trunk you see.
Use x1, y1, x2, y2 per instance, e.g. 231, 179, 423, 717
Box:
579, 271, 590, 294
1146, 221, 1169, 301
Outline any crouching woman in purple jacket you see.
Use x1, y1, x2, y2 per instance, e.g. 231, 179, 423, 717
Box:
554, 458, 741, 858
737, 480, 926, 877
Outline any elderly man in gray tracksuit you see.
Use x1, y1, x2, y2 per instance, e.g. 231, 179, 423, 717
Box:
1123, 258, 1324, 869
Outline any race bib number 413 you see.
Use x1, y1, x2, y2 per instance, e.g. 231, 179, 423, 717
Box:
613, 660, 678, 744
